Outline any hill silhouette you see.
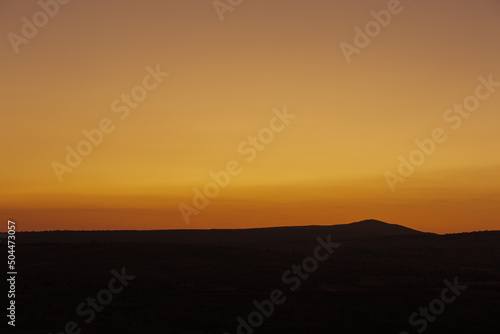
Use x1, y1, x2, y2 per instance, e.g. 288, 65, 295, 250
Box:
17, 219, 426, 244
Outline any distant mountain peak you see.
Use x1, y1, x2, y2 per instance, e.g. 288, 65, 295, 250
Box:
342, 219, 422, 235
352, 219, 389, 225
17, 219, 426, 243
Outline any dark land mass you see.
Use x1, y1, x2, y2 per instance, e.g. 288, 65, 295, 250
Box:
3, 220, 500, 333
15, 219, 425, 244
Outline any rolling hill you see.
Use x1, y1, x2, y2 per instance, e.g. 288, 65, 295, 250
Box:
16, 219, 427, 244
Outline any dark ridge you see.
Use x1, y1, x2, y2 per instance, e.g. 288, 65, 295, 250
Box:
15, 219, 428, 244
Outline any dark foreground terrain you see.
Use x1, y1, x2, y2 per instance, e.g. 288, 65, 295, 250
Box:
2, 220, 500, 333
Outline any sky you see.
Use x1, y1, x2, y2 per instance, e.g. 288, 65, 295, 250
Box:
1, 0, 499, 233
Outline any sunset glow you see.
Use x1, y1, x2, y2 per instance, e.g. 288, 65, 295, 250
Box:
1, 0, 499, 233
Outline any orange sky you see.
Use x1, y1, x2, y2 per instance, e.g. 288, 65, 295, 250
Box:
1, 0, 499, 233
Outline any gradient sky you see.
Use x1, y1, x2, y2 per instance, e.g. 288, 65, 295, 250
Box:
1, 0, 499, 233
